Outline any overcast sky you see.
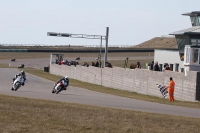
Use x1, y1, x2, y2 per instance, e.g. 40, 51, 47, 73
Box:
0, 0, 199, 46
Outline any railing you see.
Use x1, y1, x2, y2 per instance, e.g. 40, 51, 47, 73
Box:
0, 44, 135, 48
161, 35, 175, 38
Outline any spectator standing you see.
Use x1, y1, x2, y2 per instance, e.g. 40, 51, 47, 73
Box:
150, 61, 154, 70
167, 77, 175, 102
136, 62, 141, 69
163, 64, 166, 72
154, 61, 160, 71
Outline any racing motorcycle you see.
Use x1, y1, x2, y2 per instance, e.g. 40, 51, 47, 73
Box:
52, 81, 65, 94
12, 75, 25, 91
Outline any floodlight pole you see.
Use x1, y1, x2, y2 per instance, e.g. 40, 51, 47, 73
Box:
104, 27, 109, 67
100, 36, 103, 85
47, 27, 109, 67
100, 36, 102, 68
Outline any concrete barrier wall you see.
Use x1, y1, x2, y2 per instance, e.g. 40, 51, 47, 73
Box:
111, 67, 123, 90
196, 72, 200, 100
87, 66, 96, 84
102, 68, 112, 88
147, 70, 165, 97
122, 68, 135, 91
50, 64, 199, 102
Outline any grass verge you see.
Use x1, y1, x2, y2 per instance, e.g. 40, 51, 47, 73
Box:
0, 63, 16, 68
0, 94, 200, 133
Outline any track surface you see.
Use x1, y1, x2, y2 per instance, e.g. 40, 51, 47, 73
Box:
1, 68, 200, 118
0, 55, 153, 69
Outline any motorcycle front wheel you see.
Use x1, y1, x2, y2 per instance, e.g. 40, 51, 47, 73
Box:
14, 83, 20, 91
56, 86, 62, 94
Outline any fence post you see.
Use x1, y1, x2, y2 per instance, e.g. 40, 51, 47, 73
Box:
73, 65, 76, 79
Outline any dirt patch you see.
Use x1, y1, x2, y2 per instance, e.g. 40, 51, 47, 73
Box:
133, 37, 177, 49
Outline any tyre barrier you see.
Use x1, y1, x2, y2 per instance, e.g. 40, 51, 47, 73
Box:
44, 66, 50, 72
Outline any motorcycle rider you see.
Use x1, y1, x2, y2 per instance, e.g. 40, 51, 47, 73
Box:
53, 76, 69, 92
12, 70, 26, 86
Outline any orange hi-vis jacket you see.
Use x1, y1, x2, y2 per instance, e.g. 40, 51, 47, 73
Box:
168, 80, 175, 93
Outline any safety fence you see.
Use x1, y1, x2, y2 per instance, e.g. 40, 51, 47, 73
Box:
50, 64, 200, 102
0, 44, 134, 48
0, 49, 27, 52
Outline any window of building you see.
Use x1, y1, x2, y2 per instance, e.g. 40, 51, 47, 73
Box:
180, 53, 184, 61
192, 49, 199, 64
191, 39, 200, 46
190, 16, 200, 26
190, 16, 196, 26
176, 38, 190, 52
198, 16, 200, 26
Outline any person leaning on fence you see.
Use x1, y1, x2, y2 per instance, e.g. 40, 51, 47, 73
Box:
164, 65, 171, 71
167, 77, 175, 102
136, 62, 141, 69
105, 61, 113, 68
163, 64, 166, 72
153, 61, 160, 71
150, 61, 154, 70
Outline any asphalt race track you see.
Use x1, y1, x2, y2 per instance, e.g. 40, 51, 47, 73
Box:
0, 58, 51, 69
1, 68, 200, 118
0, 55, 153, 70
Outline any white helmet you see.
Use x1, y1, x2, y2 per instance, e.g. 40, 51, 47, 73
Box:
65, 76, 68, 80
21, 70, 25, 75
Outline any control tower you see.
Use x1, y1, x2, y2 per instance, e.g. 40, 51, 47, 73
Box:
169, 11, 200, 60
154, 11, 200, 74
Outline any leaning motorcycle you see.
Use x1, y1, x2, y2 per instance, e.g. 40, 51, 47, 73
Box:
12, 75, 25, 91
52, 81, 64, 94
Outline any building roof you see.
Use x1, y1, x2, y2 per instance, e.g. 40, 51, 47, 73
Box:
182, 11, 200, 16
169, 26, 200, 35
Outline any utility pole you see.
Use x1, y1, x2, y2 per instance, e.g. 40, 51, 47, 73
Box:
104, 27, 109, 67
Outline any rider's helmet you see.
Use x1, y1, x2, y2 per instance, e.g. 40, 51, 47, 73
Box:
64, 76, 68, 80
21, 70, 25, 75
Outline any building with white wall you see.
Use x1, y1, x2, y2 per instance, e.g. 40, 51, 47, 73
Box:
155, 11, 200, 73
154, 49, 183, 72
